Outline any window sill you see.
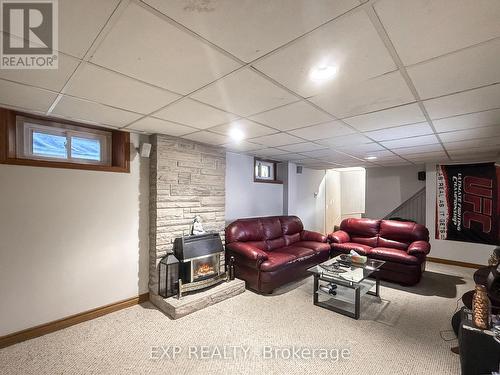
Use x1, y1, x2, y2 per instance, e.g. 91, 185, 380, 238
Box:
0, 157, 130, 173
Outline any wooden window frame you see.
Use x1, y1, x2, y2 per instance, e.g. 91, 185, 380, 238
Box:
254, 157, 282, 184
0, 108, 130, 173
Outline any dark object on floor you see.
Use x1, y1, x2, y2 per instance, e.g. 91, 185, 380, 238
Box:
228, 256, 235, 281
459, 309, 500, 375
225, 216, 330, 293
487, 265, 500, 301
329, 218, 430, 285
158, 252, 179, 298
450, 346, 459, 355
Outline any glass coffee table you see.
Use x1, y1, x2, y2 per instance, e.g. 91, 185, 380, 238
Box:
307, 255, 385, 319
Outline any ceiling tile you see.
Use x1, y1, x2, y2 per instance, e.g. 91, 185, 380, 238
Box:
310, 70, 414, 118
274, 153, 306, 161
143, 0, 359, 62
380, 134, 439, 149
154, 98, 239, 129
301, 149, 347, 159
181, 131, 231, 145
404, 151, 449, 162
248, 101, 332, 131
90, 2, 241, 94
0, 79, 58, 112
252, 148, 290, 157
253, 10, 396, 98
127, 117, 195, 136
58, 0, 121, 58
336, 143, 386, 157
375, 159, 413, 166
190, 68, 297, 116
450, 151, 499, 162
223, 141, 265, 152
210, 119, 277, 139
0, 52, 80, 92
408, 38, 500, 100
374, 0, 500, 65
447, 145, 500, 158
364, 122, 433, 141
65, 63, 181, 114
278, 142, 327, 153
316, 133, 373, 147
392, 143, 444, 155
424, 84, 500, 119
319, 153, 363, 165
288, 120, 355, 140
250, 133, 303, 147
343, 103, 425, 132
439, 126, 500, 143
52, 96, 141, 127
433, 109, 500, 133
443, 137, 500, 150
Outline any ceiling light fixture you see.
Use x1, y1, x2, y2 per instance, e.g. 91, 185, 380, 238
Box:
364, 156, 377, 160
309, 65, 338, 82
229, 128, 245, 143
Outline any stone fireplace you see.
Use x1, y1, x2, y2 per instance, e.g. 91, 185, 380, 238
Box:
149, 135, 226, 298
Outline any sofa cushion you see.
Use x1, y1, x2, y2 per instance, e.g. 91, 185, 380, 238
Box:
379, 220, 429, 250
370, 247, 420, 265
226, 219, 264, 243
280, 216, 304, 235
280, 245, 316, 259
284, 232, 300, 246
332, 242, 372, 255
340, 218, 380, 247
293, 241, 330, 254
261, 217, 283, 240
259, 251, 299, 272
266, 237, 285, 251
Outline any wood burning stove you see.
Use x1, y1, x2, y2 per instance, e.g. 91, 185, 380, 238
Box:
172, 233, 227, 298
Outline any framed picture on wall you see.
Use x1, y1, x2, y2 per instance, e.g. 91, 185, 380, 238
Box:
254, 157, 282, 184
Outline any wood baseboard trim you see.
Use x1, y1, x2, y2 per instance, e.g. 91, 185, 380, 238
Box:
427, 257, 485, 269
0, 293, 149, 349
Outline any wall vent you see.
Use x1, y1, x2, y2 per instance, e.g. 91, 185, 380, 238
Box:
296, 166, 303, 174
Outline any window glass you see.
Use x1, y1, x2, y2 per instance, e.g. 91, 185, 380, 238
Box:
32, 131, 67, 159
71, 136, 101, 161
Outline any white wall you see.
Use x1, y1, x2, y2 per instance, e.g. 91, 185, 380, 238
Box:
425, 164, 494, 265
287, 163, 326, 233
225, 152, 283, 224
0, 134, 150, 336
365, 165, 425, 219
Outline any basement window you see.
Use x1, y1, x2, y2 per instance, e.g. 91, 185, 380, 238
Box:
16, 116, 111, 165
254, 157, 282, 184
0, 108, 130, 173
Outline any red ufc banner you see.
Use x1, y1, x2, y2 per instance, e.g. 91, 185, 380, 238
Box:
436, 163, 500, 245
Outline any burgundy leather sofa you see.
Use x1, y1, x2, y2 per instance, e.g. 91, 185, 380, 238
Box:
329, 218, 431, 285
225, 216, 330, 293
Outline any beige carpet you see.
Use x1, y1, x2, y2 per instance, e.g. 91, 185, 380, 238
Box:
0, 263, 474, 375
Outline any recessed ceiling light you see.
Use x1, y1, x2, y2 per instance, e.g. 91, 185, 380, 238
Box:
309, 65, 338, 82
229, 127, 244, 142
364, 156, 377, 160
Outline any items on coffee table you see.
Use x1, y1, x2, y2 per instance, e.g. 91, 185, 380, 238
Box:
473, 284, 491, 329
319, 283, 338, 296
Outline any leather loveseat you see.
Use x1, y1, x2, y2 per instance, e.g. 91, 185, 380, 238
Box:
329, 218, 430, 285
225, 216, 330, 293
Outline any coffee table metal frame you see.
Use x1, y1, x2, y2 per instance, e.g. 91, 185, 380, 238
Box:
309, 258, 384, 320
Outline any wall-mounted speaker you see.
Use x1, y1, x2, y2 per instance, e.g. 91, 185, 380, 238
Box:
296, 166, 303, 174
140, 143, 152, 158
418, 171, 426, 181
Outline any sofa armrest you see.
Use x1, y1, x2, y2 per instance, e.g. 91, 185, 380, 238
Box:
301, 230, 327, 243
328, 230, 350, 244
407, 241, 431, 256
225, 242, 269, 262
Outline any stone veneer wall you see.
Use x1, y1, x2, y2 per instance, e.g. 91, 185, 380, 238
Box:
149, 134, 226, 295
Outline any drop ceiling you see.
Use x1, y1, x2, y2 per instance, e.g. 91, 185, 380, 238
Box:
1, 0, 499, 169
